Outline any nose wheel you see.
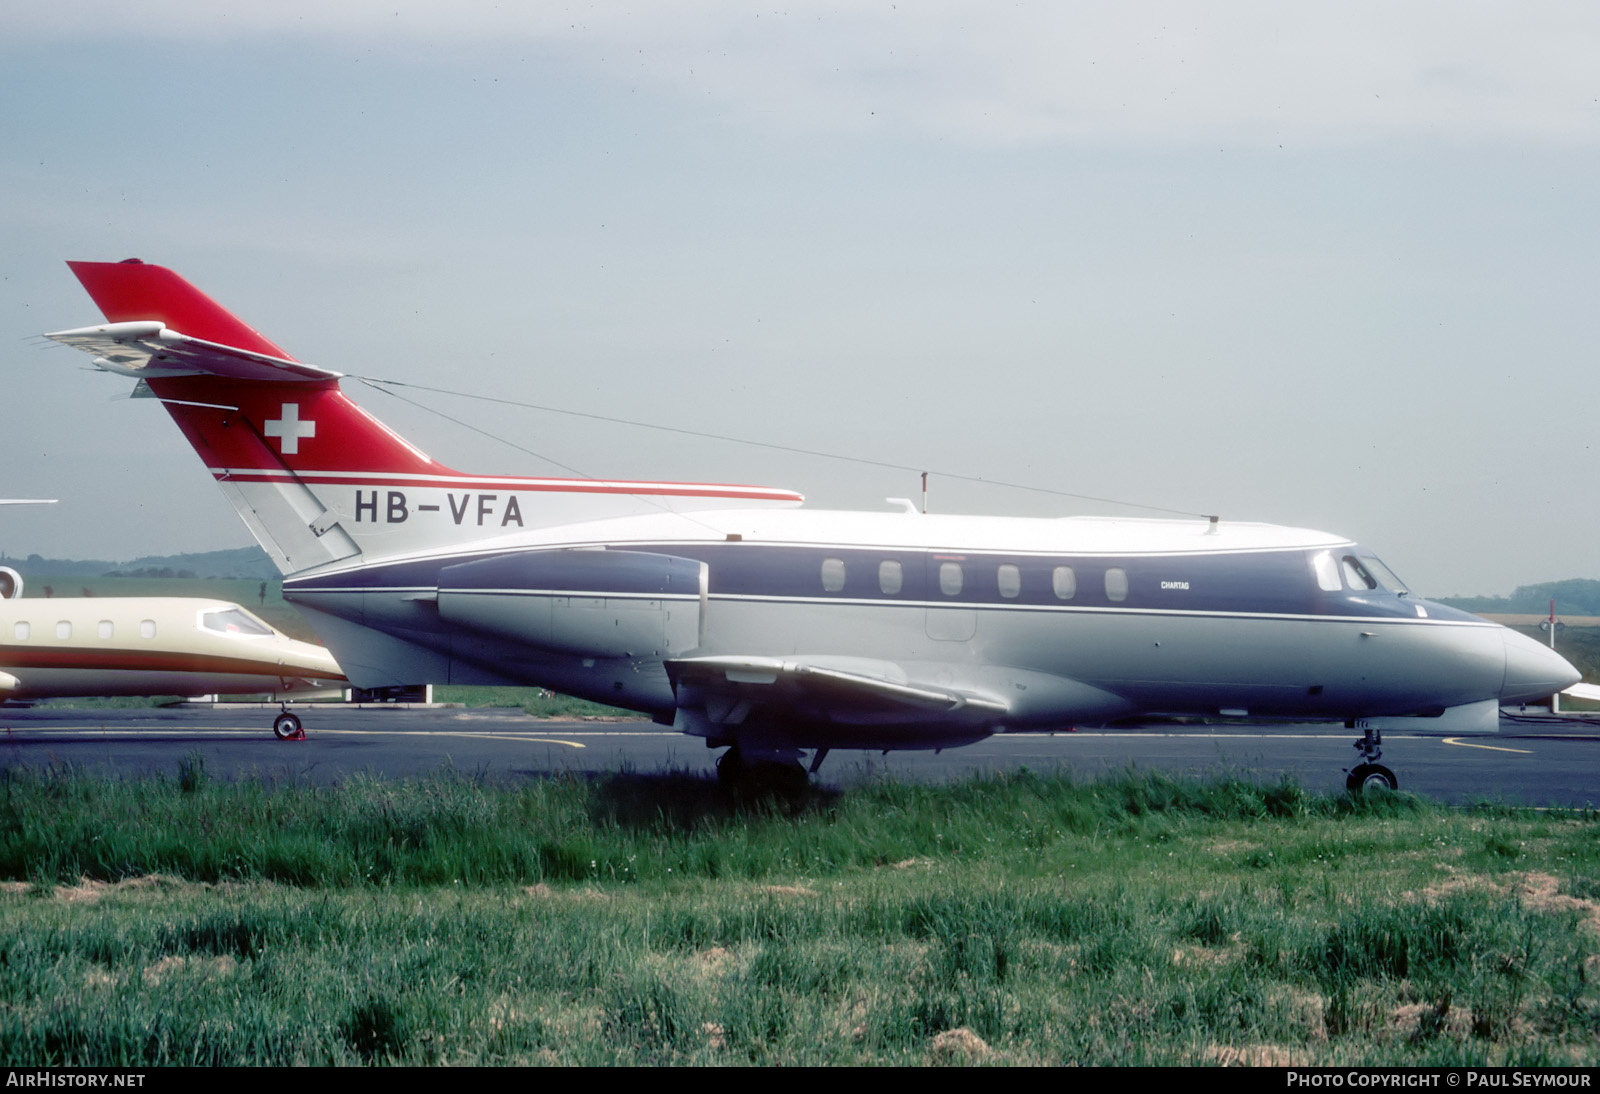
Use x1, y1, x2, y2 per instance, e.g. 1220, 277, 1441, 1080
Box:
1346, 722, 1397, 793
273, 709, 305, 741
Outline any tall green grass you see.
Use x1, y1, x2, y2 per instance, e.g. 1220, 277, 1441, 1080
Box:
2, 764, 1597, 1065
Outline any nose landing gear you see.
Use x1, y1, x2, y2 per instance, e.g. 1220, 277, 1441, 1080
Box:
273, 706, 305, 741
1346, 722, 1397, 793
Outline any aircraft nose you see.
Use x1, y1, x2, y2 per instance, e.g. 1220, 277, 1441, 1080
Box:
1500, 628, 1580, 702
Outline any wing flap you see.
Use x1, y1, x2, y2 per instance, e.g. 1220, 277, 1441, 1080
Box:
46, 322, 340, 383
667, 654, 1009, 728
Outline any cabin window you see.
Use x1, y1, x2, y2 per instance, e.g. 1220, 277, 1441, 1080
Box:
820, 558, 846, 593
201, 609, 274, 636
98, 621, 113, 639
1341, 556, 1376, 591
12, 622, 28, 641
939, 561, 964, 596
140, 620, 156, 639
878, 560, 903, 595
1105, 568, 1129, 602
1311, 550, 1341, 592
1052, 566, 1077, 600
56, 621, 71, 640
997, 564, 1021, 599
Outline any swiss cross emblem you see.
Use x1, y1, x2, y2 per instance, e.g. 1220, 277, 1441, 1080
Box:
263, 403, 317, 455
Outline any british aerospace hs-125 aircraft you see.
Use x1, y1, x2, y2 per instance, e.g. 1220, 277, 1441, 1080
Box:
44, 259, 1580, 789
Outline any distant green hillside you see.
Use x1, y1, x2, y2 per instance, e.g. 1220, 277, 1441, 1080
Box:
3, 547, 305, 640
0, 545, 276, 581
1435, 578, 1600, 617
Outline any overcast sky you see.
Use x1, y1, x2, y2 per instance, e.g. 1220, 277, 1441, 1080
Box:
4, 2, 1598, 596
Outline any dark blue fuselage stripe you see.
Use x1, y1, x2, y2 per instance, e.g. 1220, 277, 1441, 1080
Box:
286, 541, 1480, 624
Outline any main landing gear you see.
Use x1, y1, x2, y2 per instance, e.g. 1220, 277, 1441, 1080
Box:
1346, 721, 1397, 793
273, 706, 306, 741
715, 744, 814, 795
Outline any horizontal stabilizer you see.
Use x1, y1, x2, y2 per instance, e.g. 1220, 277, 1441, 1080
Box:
45, 321, 339, 384
65, 259, 294, 358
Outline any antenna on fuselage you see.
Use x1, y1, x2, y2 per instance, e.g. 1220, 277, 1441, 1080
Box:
921, 472, 928, 514
1206, 514, 1220, 534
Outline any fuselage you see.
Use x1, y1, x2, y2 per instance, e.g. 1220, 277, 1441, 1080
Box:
280, 507, 1574, 740
0, 597, 346, 700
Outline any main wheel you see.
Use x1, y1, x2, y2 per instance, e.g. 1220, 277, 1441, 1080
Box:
715, 746, 744, 787
1346, 763, 1397, 794
273, 711, 302, 740
716, 748, 807, 796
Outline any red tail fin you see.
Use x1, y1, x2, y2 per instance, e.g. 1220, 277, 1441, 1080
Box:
51, 259, 807, 575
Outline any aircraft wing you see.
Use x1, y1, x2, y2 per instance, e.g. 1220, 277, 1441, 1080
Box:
1563, 682, 1600, 703
45, 321, 340, 384
666, 654, 1009, 730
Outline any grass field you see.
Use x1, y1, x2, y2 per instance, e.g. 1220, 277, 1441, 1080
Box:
2, 763, 1597, 1066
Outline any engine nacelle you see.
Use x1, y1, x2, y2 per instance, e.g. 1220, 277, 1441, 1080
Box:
0, 566, 21, 600
437, 549, 705, 660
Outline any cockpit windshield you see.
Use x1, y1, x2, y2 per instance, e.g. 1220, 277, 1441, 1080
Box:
1310, 549, 1413, 596
200, 608, 275, 637
1341, 556, 1376, 590
1360, 556, 1410, 595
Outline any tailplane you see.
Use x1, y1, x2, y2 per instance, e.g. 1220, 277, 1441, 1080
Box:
67, 259, 293, 358
48, 260, 803, 575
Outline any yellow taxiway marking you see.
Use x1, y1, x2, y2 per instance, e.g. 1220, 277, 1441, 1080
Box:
1441, 737, 1533, 754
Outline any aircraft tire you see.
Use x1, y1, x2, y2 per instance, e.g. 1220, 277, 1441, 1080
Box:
1346, 763, 1397, 794
716, 746, 744, 787
717, 748, 808, 796
273, 712, 302, 740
